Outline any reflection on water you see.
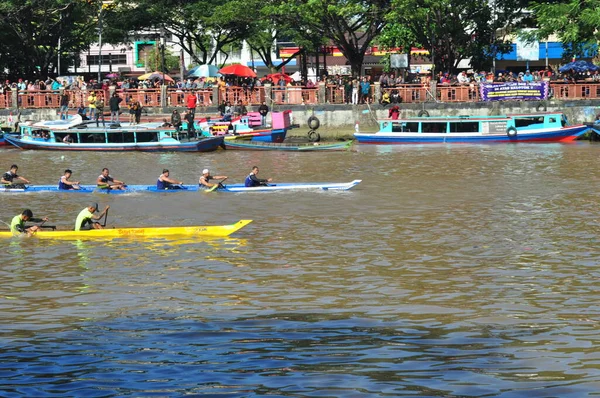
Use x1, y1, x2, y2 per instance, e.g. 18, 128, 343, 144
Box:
1, 144, 600, 396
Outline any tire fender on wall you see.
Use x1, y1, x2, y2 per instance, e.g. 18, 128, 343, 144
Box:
307, 116, 320, 130
418, 110, 430, 117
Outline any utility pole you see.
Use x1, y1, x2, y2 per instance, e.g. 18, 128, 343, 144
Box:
97, 1, 103, 82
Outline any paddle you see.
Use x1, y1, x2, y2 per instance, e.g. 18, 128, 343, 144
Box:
102, 208, 109, 227
207, 178, 227, 192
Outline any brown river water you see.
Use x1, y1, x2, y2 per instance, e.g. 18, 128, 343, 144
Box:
1, 142, 600, 396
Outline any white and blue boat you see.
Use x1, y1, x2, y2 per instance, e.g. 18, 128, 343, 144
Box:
354, 112, 589, 144
0, 180, 362, 193
5, 115, 224, 152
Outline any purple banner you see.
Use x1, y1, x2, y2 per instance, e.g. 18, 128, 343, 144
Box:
480, 82, 549, 101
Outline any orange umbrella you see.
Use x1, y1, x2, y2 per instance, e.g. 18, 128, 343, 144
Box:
218, 64, 257, 78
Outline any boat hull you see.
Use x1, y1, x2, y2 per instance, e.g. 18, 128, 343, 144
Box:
5, 135, 224, 152
0, 181, 361, 193
355, 125, 589, 144
223, 140, 353, 151
218, 180, 362, 192
0, 220, 252, 239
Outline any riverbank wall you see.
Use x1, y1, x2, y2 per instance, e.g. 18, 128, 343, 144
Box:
3, 100, 600, 139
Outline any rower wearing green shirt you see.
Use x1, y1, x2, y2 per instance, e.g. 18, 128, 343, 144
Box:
10, 209, 48, 236
75, 203, 110, 231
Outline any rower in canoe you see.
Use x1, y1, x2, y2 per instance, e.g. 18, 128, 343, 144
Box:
157, 169, 184, 190
75, 203, 110, 231
199, 168, 227, 190
97, 168, 126, 190
1, 164, 31, 189
244, 166, 273, 187
10, 209, 49, 236
58, 169, 81, 190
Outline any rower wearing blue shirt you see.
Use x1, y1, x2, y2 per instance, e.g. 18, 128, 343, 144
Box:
157, 169, 184, 190
244, 166, 273, 187
58, 169, 80, 190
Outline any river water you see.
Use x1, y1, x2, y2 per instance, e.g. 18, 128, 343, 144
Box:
1, 143, 600, 397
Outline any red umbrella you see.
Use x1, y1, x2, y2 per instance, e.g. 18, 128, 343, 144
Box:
264, 73, 293, 84
218, 64, 257, 78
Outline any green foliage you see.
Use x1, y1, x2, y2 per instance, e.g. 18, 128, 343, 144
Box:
380, 0, 529, 74
530, 0, 600, 59
0, 0, 97, 77
271, 0, 392, 77
140, 46, 180, 72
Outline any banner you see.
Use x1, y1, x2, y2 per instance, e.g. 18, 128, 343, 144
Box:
480, 82, 549, 101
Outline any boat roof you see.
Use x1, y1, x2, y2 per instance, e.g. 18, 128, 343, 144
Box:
26, 118, 174, 133
379, 112, 564, 122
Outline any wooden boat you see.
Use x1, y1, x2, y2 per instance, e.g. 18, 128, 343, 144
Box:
0, 181, 362, 193
354, 112, 589, 144
5, 115, 224, 152
223, 140, 354, 151
0, 220, 252, 239
194, 111, 292, 143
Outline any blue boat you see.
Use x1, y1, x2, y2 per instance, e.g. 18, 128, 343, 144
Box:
5, 115, 224, 152
354, 112, 589, 144
0, 180, 362, 193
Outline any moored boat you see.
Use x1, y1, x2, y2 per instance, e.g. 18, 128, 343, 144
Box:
0, 219, 253, 239
223, 140, 354, 151
5, 115, 224, 152
354, 112, 589, 144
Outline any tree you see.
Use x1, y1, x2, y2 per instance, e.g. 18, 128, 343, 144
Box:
273, 0, 392, 77
379, 0, 529, 75
105, 0, 255, 66
529, 0, 599, 60
0, 0, 97, 78
140, 46, 180, 72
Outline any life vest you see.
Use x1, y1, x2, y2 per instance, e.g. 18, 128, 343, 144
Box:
244, 173, 256, 187
157, 175, 168, 190
58, 176, 73, 190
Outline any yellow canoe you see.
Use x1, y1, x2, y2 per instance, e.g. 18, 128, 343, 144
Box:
0, 220, 252, 239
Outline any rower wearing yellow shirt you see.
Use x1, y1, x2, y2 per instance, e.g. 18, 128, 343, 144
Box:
10, 209, 48, 236
75, 203, 109, 231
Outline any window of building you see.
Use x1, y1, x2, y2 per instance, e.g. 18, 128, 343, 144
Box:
86, 54, 127, 66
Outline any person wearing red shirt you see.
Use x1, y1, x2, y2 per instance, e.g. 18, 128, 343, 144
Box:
186, 91, 197, 118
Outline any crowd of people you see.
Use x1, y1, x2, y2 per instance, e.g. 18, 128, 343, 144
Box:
3, 66, 600, 113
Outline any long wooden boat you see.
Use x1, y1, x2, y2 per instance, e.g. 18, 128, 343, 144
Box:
354, 112, 589, 144
194, 112, 290, 143
223, 140, 353, 151
1, 180, 362, 193
0, 220, 252, 239
5, 115, 224, 152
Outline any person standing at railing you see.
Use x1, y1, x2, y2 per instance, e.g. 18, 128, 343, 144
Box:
186, 91, 197, 119
360, 77, 371, 104
171, 109, 182, 132
351, 78, 359, 105
109, 92, 122, 125
95, 97, 106, 128
258, 101, 269, 126
59, 92, 69, 120
88, 91, 97, 120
